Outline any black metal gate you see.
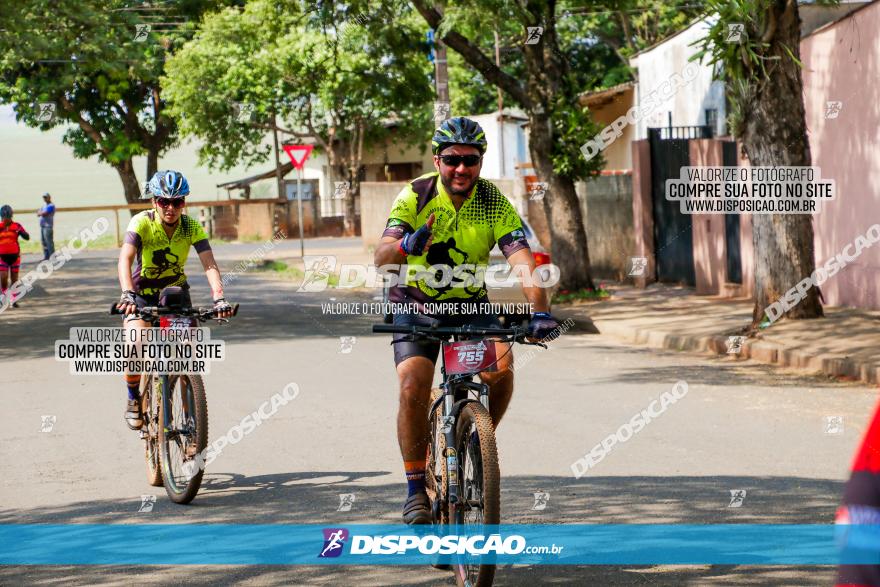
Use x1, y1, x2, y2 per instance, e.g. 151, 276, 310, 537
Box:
648, 128, 695, 285
722, 141, 742, 284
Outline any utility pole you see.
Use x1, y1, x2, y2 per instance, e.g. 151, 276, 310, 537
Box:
272, 111, 283, 199
494, 29, 505, 177
434, 34, 449, 105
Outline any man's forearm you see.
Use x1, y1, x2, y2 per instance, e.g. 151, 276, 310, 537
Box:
375, 240, 406, 267
522, 282, 550, 314
206, 267, 224, 299
118, 262, 134, 292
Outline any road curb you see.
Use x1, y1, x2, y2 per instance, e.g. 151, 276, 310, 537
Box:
590, 318, 879, 385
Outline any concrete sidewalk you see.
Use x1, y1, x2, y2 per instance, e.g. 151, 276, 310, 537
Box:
555, 283, 880, 385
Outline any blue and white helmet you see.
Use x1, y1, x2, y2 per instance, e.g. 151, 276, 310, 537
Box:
144, 170, 190, 199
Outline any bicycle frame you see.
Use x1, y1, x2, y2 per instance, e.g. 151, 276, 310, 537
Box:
433, 338, 493, 508
144, 315, 198, 438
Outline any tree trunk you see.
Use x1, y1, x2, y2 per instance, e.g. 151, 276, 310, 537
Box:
114, 160, 142, 215
342, 118, 364, 237
742, 1, 822, 325
344, 172, 358, 237
528, 115, 595, 291
146, 148, 158, 182
523, 14, 594, 292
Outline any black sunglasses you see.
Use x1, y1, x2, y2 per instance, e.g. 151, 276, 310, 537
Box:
156, 198, 185, 209
439, 154, 482, 168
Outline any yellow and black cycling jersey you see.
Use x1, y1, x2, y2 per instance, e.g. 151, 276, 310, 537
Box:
124, 210, 211, 296
382, 172, 529, 303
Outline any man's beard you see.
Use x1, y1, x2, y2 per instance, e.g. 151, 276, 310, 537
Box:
440, 172, 477, 197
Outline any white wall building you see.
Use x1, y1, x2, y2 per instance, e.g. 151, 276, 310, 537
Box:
467, 109, 530, 179
629, 18, 727, 139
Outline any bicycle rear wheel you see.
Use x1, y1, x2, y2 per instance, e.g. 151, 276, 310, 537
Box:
141, 376, 162, 487
159, 374, 208, 504
453, 401, 500, 587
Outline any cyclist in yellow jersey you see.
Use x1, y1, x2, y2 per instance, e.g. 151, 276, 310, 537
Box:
374, 117, 561, 524
115, 170, 233, 430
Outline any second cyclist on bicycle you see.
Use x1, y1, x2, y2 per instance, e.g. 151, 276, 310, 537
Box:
115, 170, 233, 430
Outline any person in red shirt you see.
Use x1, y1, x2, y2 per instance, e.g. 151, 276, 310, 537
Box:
0, 205, 30, 308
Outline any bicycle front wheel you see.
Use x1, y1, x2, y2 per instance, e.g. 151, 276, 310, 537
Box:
453, 401, 500, 587
159, 374, 208, 504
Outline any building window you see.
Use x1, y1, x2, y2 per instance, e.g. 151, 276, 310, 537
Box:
705, 109, 718, 136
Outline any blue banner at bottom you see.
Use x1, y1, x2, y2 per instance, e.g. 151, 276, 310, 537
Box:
2, 524, 880, 565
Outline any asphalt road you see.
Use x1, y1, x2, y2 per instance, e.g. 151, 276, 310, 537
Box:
0, 243, 875, 585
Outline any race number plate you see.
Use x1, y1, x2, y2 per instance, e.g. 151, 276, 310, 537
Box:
442, 340, 497, 375
159, 316, 197, 330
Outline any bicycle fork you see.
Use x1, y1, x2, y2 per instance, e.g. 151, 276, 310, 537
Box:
439, 380, 490, 509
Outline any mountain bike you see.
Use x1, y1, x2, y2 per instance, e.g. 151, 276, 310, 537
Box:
373, 322, 546, 587
110, 294, 238, 504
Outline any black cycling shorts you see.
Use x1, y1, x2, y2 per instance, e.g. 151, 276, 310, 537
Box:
392, 303, 502, 366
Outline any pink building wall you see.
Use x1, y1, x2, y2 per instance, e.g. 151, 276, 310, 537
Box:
631, 140, 656, 287
801, 2, 880, 309
632, 138, 755, 296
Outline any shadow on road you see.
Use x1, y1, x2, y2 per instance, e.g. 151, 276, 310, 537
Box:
0, 473, 841, 585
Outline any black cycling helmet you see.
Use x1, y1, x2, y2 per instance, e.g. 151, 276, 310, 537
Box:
0, 205, 12, 219
432, 116, 487, 155
144, 170, 190, 199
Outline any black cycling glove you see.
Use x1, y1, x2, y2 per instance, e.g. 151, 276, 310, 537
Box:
213, 297, 232, 314
527, 311, 561, 340
119, 290, 137, 307
398, 214, 435, 256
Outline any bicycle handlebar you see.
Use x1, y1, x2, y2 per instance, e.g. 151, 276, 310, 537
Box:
110, 303, 239, 321
372, 324, 520, 337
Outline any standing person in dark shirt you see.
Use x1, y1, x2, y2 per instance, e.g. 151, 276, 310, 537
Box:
37, 192, 55, 261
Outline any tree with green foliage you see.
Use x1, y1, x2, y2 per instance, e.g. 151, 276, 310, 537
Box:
694, 0, 826, 326
164, 0, 434, 235
0, 1, 235, 204
412, 0, 610, 291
